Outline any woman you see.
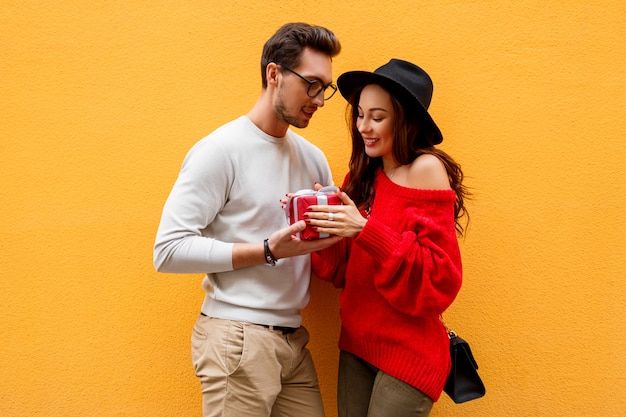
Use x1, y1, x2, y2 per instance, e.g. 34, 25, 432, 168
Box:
306, 59, 469, 416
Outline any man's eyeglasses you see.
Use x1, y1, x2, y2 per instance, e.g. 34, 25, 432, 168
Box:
278, 64, 337, 101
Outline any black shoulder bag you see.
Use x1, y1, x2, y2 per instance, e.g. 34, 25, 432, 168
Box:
441, 318, 486, 403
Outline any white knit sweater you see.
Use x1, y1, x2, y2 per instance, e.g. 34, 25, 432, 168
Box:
154, 116, 333, 327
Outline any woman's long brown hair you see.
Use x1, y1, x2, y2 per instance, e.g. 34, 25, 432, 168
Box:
342, 87, 470, 236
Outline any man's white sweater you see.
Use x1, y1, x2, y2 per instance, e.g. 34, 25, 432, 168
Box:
154, 116, 333, 327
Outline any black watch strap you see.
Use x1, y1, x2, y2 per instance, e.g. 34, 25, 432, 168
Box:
264, 239, 277, 266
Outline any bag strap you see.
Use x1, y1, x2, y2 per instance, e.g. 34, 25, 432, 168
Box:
439, 315, 457, 339
440, 315, 479, 370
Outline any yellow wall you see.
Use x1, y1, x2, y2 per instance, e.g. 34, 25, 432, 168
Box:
2, 1, 624, 416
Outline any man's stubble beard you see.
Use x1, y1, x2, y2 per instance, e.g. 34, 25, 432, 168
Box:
275, 89, 309, 129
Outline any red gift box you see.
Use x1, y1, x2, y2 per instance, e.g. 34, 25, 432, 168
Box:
286, 186, 342, 239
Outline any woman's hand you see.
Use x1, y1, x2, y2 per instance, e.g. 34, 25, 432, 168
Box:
304, 189, 367, 238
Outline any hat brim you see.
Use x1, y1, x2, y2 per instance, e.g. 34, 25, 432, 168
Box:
337, 71, 443, 145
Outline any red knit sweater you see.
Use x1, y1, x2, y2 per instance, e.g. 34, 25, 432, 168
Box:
312, 169, 462, 401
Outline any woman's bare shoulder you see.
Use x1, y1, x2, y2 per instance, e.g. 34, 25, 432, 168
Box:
407, 154, 451, 190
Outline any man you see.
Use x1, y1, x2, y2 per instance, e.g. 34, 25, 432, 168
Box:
154, 23, 342, 417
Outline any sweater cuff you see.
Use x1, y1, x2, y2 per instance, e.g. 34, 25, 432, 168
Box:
355, 217, 404, 262
312, 238, 348, 287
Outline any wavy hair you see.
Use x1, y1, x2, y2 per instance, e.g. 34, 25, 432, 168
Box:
342, 87, 470, 236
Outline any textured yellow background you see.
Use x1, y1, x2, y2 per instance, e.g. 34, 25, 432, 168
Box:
1, 1, 625, 416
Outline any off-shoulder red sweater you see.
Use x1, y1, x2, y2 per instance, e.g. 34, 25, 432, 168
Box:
312, 169, 463, 401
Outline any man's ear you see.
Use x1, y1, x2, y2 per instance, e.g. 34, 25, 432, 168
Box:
266, 62, 280, 87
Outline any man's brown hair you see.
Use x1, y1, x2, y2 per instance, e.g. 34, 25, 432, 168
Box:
260, 22, 341, 88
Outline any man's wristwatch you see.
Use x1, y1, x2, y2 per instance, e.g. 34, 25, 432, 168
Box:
264, 238, 277, 266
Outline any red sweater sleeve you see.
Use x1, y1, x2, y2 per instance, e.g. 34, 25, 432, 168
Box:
353, 189, 462, 317
311, 171, 353, 288
312, 238, 350, 288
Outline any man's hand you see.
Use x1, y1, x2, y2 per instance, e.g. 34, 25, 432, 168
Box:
266, 220, 342, 260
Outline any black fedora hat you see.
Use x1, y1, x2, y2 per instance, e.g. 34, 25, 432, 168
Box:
337, 59, 443, 145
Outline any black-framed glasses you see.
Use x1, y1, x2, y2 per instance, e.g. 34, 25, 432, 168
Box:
278, 64, 338, 101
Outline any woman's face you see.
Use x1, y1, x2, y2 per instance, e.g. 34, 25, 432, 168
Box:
356, 84, 395, 162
